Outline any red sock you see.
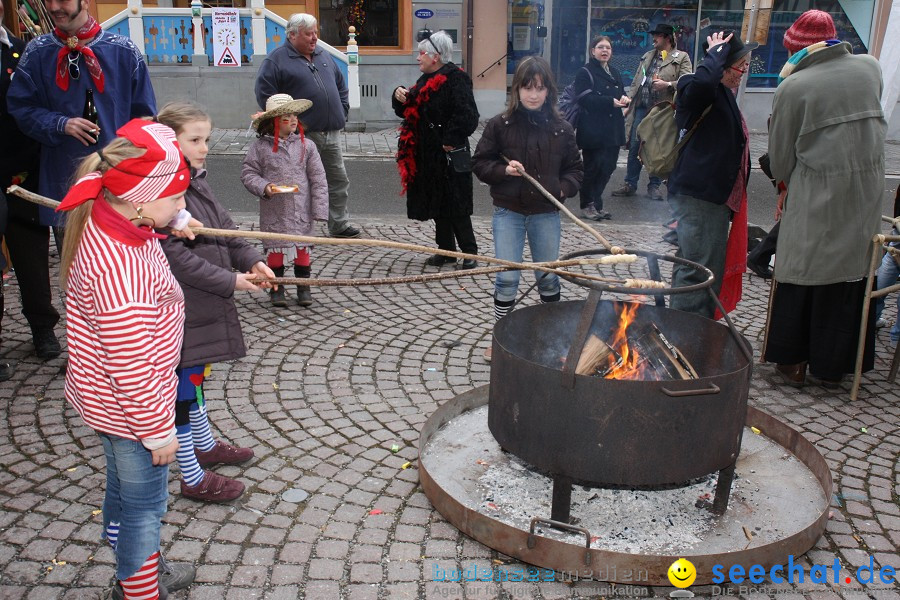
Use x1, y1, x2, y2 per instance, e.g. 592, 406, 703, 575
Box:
293, 247, 311, 267
267, 252, 285, 269
119, 551, 160, 600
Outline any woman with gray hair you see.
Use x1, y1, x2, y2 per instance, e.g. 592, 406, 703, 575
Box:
393, 30, 480, 269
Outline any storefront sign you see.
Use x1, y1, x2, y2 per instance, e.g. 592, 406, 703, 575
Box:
212, 8, 241, 68
414, 8, 434, 19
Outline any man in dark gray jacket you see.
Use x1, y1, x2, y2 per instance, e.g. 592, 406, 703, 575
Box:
255, 12, 361, 238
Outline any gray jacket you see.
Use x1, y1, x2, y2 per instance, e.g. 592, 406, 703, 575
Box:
255, 43, 349, 132
769, 43, 885, 285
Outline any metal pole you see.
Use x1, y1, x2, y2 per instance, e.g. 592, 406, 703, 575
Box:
735, 1, 757, 110
694, 0, 704, 68
465, 0, 474, 73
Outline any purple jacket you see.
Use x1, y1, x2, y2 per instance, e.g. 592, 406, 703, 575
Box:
160, 170, 265, 368
240, 133, 328, 249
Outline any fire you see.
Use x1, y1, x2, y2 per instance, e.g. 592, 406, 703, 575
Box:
605, 303, 647, 380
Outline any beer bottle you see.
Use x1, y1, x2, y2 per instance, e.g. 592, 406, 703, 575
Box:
83, 89, 98, 143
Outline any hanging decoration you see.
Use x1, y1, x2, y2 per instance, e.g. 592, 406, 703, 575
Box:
348, 0, 366, 28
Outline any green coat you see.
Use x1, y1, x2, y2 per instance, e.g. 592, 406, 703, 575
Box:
624, 47, 692, 136
769, 43, 885, 285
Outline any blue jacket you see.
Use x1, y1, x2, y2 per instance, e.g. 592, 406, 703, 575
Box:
255, 42, 348, 133
667, 45, 748, 205
7, 30, 156, 224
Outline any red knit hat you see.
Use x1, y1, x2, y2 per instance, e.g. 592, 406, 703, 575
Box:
783, 10, 836, 54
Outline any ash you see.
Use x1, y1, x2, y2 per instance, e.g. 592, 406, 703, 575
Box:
478, 456, 718, 554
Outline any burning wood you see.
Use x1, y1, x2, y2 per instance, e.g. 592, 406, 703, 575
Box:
576, 305, 698, 381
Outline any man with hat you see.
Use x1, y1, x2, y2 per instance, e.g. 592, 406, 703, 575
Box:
763, 10, 885, 388
614, 23, 692, 201
6, 0, 156, 361
666, 31, 757, 319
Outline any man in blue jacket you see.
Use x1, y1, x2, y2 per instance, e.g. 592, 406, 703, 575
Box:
255, 13, 361, 239
7, 0, 156, 359
667, 31, 756, 319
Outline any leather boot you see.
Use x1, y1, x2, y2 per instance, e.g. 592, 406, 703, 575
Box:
270, 266, 287, 307
294, 265, 313, 307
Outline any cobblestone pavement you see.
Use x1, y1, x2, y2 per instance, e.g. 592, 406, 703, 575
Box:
0, 214, 898, 600
207, 126, 900, 176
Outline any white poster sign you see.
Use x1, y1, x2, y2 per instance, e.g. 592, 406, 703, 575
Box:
212, 8, 241, 68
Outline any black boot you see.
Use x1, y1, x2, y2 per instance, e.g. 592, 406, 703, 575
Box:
270, 266, 287, 307
294, 265, 313, 307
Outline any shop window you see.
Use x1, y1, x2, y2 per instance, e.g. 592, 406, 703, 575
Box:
318, 0, 400, 47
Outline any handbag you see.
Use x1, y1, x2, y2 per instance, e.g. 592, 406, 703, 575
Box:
446, 146, 472, 173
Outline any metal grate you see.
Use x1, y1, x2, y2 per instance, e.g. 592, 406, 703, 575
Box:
361, 84, 378, 97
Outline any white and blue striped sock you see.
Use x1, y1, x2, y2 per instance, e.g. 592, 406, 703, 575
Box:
189, 402, 216, 453
106, 521, 120, 549
176, 424, 204, 487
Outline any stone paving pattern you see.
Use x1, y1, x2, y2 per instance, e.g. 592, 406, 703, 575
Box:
1, 211, 899, 599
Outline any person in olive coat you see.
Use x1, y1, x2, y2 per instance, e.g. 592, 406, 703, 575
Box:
573, 36, 630, 221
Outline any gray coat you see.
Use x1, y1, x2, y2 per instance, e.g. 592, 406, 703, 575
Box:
769, 43, 885, 285
161, 170, 265, 368
241, 134, 329, 248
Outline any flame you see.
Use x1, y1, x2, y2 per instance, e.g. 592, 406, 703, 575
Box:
605, 303, 648, 380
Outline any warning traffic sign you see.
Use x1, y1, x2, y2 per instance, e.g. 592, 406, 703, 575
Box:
217, 47, 238, 67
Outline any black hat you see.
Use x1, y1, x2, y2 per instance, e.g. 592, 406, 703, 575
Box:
702, 30, 759, 66
649, 24, 676, 37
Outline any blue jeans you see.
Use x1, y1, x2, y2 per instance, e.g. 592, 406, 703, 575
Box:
100, 433, 169, 581
492, 207, 561, 302
875, 248, 900, 344
668, 193, 731, 319
625, 106, 661, 190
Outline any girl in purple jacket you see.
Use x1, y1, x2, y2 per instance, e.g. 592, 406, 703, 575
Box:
241, 94, 329, 308
158, 102, 275, 504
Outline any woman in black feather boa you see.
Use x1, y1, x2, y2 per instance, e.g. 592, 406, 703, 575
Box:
392, 30, 480, 269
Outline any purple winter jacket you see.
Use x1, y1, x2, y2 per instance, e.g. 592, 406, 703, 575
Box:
240, 133, 329, 249
160, 170, 265, 368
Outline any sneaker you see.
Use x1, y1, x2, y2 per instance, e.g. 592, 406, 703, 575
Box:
195, 440, 254, 468
460, 259, 478, 270
331, 225, 361, 239
876, 318, 890, 329
647, 185, 664, 201
158, 555, 195, 592
580, 206, 600, 220
0, 362, 13, 382
425, 254, 456, 267
594, 210, 612, 221
611, 183, 636, 197
32, 328, 61, 360
483, 346, 492, 362
180, 470, 245, 503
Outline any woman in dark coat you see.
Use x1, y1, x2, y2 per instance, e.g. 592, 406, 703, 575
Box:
392, 30, 480, 269
574, 36, 629, 221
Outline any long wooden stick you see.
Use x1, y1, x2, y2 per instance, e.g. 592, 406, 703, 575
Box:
6, 185, 657, 288
500, 155, 625, 255
851, 236, 882, 401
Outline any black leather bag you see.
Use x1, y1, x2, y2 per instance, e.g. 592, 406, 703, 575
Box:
446, 146, 473, 173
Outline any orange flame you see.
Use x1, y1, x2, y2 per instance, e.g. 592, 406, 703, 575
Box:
605, 303, 648, 380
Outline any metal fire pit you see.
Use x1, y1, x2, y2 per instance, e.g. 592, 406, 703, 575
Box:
489, 248, 752, 521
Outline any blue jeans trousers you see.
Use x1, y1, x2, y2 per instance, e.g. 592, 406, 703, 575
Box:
100, 433, 169, 581
875, 248, 900, 344
625, 106, 661, 190
492, 207, 561, 302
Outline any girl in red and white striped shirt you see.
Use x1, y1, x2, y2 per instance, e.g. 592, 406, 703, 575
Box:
58, 119, 194, 600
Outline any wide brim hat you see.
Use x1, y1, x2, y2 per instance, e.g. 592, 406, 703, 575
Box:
252, 94, 313, 131
649, 24, 676, 37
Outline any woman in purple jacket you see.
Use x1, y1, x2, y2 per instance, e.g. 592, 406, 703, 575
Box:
158, 102, 275, 503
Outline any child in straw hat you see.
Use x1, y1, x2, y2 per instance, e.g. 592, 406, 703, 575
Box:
241, 94, 328, 308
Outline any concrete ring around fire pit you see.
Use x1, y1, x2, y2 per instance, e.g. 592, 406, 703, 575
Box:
418, 386, 833, 586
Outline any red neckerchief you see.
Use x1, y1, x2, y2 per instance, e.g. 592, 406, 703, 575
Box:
91, 193, 166, 247
55, 16, 104, 92
396, 72, 449, 193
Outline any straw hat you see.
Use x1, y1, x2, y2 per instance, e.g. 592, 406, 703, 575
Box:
251, 94, 313, 131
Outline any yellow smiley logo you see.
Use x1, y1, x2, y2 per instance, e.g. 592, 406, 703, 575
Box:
667, 558, 697, 588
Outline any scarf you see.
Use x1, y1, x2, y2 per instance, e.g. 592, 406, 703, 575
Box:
714, 113, 750, 320
55, 15, 104, 92
777, 39, 840, 84
396, 72, 449, 194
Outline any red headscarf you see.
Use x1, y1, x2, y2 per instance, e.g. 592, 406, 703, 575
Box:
54, 15, 104, 92
58, 120, 190, 212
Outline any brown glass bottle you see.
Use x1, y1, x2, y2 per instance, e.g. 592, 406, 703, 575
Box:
83, 89, 98, 143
